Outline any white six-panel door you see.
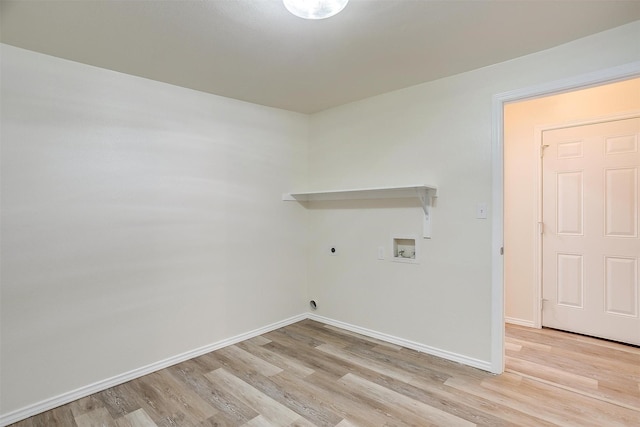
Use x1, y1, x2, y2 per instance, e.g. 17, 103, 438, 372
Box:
542, 117, 640, 345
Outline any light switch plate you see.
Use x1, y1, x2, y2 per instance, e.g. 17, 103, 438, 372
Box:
476, 202, 488, 219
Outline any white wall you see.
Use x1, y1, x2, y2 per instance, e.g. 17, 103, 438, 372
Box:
307, 21, 640, 364
0, 45, 309, 415
504, 78, 640, 325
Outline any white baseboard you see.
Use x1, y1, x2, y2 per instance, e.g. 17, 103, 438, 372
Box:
307, 313, 493, 372
0, 313, 306, 427
2, 311, 494, 426
504, 316, 536, 328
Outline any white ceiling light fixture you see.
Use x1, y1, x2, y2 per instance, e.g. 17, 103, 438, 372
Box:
283, 0, 349, 20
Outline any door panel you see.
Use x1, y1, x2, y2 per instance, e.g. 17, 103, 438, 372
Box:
556, 171, 583, 235
605, 167, 637, 237
542, 117, 640, 345
556, 253, 583, 308
604, 256, 638, 317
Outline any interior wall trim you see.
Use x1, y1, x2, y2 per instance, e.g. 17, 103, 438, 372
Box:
0, 313, 307, 427
1, 311, 495, 425
307, 313, 493, 372
504, 317, 536, 328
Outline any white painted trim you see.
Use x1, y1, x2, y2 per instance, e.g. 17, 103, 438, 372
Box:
491, 91, 506, 374
535, 111, 640, 134
535, 125, 544, 329
534, 110, 640, 330
0, 313, 307, 427
3, 309, 500, 426
493, 60, 640, 376
493, 61, 640, 106
504, 316, 537, 328
1, 311, 494, 425
307, 313, 493, 372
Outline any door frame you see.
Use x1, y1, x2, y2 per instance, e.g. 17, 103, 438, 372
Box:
490, 60, 640, 374
534, 112, 640, 329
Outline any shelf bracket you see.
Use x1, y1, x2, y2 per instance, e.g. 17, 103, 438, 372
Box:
417, 188, 437, 239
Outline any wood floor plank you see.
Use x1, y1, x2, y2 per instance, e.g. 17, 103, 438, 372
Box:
38, 406, 80, 427
504, 341, 522, 352
69, 395, 107, 419
204, 368, 303, 426
301, 371, 413, 427
120, 376, 195, 427
285, 322, 355, 349
445, 374, 582, 426
115, 408, 159, 427
266, 370, 348, 427
96, 383, 142, 420
247, 335, 271, 346
507, 325, 640, 364
195, 414, 240, 427
505, 374, 640, 426
505, 324, 640, 411
575, 333, 640, 354
261, 340, 352, 380
265, 326, 325, 349
510, 339, 640, 382
241, 415, 272, 427
449, 358, 639, 427
149, 369, 219, 421
321, 324, 403, 350
361, 341, 480, 384
186, 352, 225, 375
315, 343, 414, 383
337, 367, 508, 426
216, 345, 283, 377
507, 336, 551, 352
408, 376, 557, 427
340, 340, 451, 385
235, 340, 315, 378
207, 347, 343, 426
505, 355, 600, 389
165, 361, 257, 425
73, 407, 116, 427
339, 373, 474, 427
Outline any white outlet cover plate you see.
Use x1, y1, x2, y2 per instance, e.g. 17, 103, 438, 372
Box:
476, 202, 488, 219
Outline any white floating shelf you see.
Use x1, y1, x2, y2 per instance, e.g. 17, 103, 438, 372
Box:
283, 185, 437, 238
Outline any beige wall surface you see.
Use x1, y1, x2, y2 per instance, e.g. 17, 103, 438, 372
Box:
0, 44, 309, 415
307, 21, 640, 363
504, 78, 640, 325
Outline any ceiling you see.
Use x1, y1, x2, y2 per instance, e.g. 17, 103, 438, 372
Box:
1, 0, 639, 114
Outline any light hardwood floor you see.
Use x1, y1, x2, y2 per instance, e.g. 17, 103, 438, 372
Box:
8, 320, 640, 426
505, 323, 640, 413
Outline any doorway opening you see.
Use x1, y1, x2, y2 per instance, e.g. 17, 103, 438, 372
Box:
504, 79, 640, 335
490, 61, 640, 374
